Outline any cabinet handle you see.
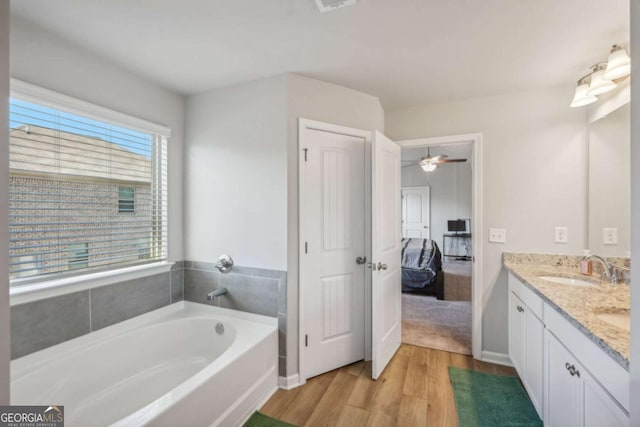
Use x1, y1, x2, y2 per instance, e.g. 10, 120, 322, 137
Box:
517, 305, 524, 313
565, 363, 579, 377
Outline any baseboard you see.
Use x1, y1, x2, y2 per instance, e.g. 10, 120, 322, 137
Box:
278, 374, 302, 390
480, 350, 513, 367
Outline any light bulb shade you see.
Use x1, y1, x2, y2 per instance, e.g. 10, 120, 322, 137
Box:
604, 47, 631, 80
570, 83, 597, 108
420, 162, 437, 172
587, 69, 617, 96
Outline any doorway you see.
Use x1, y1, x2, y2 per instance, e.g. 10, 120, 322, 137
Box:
399, 134, 483, 359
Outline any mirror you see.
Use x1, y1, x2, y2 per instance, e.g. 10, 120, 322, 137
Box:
588, 102, 630, 258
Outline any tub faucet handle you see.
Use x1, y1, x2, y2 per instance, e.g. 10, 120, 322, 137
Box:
215, 254, 233, 274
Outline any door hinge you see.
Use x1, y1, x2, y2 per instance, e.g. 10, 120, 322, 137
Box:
304, 241, 308, 254
303, 148, 308, 162
305, 334, 308, 347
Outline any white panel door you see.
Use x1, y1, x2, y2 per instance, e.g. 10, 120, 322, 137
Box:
401, 187, 430, 239
371, 131, 402, 380
300, 126, 366, 379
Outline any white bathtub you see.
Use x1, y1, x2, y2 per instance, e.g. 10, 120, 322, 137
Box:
11, 301, 278, 427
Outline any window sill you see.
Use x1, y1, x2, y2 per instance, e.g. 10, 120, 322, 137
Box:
10, 261, 175, 306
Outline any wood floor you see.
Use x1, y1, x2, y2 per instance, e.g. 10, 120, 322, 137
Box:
261, 344, 516, 427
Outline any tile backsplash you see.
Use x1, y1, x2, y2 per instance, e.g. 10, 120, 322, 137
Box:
10, 260, 288, 377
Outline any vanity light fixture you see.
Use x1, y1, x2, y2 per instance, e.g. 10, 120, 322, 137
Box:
570, 77, 598, 108
604, 45, 631, 80
570, 44, 630, 108
586, 63, 617, 96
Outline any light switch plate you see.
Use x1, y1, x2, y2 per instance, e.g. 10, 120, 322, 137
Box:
554, 227, 568, 243
603, 228, 618, 245
489, 228, 506, 243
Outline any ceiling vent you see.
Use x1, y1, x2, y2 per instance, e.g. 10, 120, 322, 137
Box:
314, 0, 358, 13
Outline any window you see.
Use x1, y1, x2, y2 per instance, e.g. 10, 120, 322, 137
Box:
8, 84, 169, 282
118, 186, 135, 213
68, 243, 89, 270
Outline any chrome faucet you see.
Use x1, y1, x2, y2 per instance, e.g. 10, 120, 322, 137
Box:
583, 255, 618, 284
207, 287, 228, 301
214, 254, 234, 273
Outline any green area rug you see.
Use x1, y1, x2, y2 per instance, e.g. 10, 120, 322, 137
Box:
449, 367, 542, 427
243, 411, 298, 427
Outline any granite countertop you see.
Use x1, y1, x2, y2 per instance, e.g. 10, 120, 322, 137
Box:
503, 253, 630, 371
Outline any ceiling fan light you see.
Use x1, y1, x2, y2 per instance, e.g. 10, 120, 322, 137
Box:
570, 82, 597, 108
604, 45, 631, 80
587, 65, 617, 96
420, 162, 438, 172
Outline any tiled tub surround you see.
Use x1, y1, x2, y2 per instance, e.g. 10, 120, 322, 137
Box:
10, 260, 287, 376
503, 253, 630, 370
11, 262, 184, 359
182, 261, 287, 376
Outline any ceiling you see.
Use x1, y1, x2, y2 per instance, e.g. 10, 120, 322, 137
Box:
10, 0, 629, 110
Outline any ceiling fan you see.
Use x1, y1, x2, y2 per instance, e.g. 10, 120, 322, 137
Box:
402, 147, 467, 172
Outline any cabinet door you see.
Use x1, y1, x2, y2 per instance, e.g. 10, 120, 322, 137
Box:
544, 331, 583, 427
524, 308, 543, 417
584, 371, 629, 427
508, 291, 525, 375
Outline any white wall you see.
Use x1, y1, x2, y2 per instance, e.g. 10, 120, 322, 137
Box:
0, 0, 10, 404
386, 86, 587, 354
285, 73, 384, 376
184, 75, 289, 269
629, 1, 639, 423
401, 159, 472, 256
10, 16, 185, 261
588, 103, 630, 257
185, 73, 384, 377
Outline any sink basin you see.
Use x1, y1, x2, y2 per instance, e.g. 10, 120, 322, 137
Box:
537, 276, 597, 287
595, 312, 630, 332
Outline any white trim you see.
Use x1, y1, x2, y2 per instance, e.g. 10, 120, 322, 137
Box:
10, 261, 174, 306
10, 78, 171, 137
278, 374, 302, 390
298, 118, 372, 384
481, 350, 513, 367
398, 133, 484, 360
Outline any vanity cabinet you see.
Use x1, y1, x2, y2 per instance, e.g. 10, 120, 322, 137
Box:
508, 275, 544, 417
508, 273, 629, 426
544, 330, 628, 427
544, 303, 629, 426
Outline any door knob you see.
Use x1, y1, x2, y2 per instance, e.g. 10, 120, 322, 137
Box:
377, 262, 388, 270
356, 256, 367, 265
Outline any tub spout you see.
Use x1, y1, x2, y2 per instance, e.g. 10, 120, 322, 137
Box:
207, 288, 228, 302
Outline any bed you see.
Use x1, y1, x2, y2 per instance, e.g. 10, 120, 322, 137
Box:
401, 238, 444, 300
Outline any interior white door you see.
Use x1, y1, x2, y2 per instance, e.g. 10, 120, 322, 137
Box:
402, 187, 430, 239
371, 131, 402, 380
300, 126, 366, 380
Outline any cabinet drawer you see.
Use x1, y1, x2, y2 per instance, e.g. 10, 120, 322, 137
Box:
544, 303, 629, 412
508, 273, 543, 320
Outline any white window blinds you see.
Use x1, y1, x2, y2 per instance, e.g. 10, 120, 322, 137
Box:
8, 97, 168, 281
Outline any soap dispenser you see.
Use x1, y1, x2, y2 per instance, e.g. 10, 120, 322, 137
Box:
581, 249, 592, 276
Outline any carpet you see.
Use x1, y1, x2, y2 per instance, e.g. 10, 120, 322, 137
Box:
402, 293, 471, 354
449, 367, 542, 427
243, 411, 298, 427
